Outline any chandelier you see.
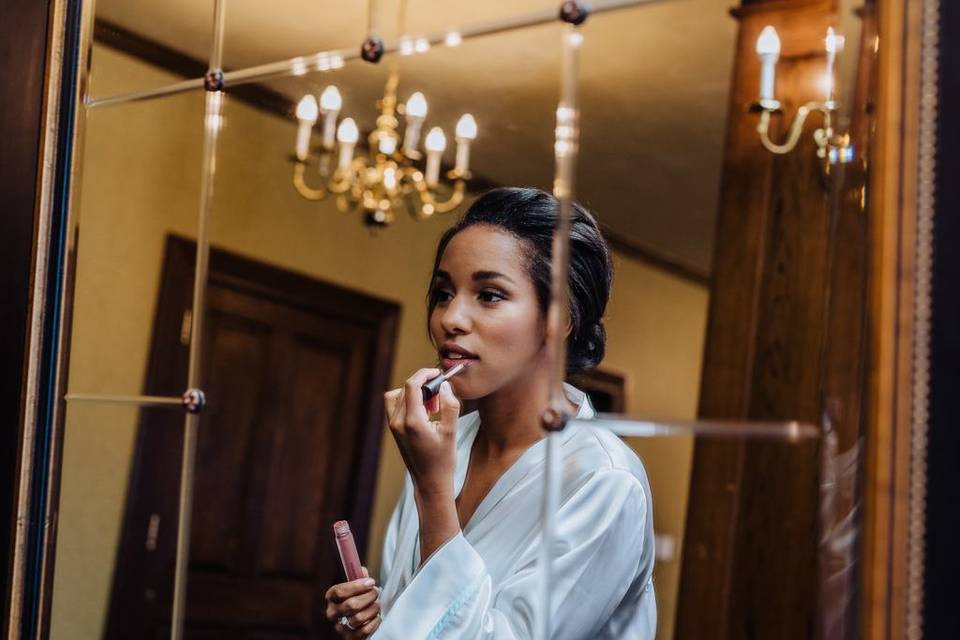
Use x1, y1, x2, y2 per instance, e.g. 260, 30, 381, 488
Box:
290, 62, 477, 227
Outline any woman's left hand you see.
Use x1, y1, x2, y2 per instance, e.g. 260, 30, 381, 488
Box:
384, 368, 461, 498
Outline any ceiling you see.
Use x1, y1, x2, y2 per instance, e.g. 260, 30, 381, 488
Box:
94, 0, 738, 275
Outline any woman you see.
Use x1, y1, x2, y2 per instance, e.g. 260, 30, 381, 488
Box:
324, 187, 656, 639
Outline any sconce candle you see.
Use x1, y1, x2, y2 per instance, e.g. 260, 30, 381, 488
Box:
319, 86, 342, 150
824, 27, 844, 103
454, 114, 477, 174
336, 118, 359, 172
403, 92, 428, 157
755, 26, 781, 104
424, 127, 446, 187
295, 95, 319, 161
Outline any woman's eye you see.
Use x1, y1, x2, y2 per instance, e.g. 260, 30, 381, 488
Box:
432, 288, 453, 303
478, 290, 505, 303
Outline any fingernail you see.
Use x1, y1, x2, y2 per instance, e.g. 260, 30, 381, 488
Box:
362, 578, 375, 587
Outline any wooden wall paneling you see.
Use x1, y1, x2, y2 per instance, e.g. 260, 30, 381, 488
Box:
675, 2, 851, 639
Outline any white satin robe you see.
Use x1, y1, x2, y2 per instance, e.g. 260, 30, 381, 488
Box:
375, 383, 657, 639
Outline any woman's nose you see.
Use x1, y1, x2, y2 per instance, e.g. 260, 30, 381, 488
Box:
440, 297, 471, 335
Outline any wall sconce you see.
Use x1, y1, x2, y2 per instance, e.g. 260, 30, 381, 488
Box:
751, 25, 854, 170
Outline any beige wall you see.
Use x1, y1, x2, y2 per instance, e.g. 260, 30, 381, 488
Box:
604, 254, 707, 640
51, 46, 707, 640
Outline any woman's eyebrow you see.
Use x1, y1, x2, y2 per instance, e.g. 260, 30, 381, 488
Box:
472, 270, 516, 284
434, 269, 515, 285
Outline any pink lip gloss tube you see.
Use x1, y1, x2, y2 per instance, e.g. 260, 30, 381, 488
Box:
333, 520, 364, 582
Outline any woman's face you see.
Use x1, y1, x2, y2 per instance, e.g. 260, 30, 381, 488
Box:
429, 224, 546, 400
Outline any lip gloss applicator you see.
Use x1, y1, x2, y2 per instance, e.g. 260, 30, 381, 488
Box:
421, 361, 470, 402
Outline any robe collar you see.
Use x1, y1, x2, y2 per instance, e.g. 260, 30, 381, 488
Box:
453, 383, 595, 534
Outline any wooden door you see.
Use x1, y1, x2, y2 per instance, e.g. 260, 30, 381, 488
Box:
106, 236, 399, 639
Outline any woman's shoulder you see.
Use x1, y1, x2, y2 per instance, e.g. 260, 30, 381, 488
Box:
562, 424, 652, 494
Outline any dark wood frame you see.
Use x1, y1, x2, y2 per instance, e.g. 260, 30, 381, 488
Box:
0, 0, 56, 625
104, 235, 400, 636
862, 0, 927, 637
5, 1, 945, 638
569, 367, 627, 413
2, 0, 86, 637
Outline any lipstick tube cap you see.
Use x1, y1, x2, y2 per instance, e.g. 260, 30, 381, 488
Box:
421, 376, 444, 402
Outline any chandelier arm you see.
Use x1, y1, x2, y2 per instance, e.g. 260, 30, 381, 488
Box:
419, 179, 467, 214
292, 162, 328, 200
326, 158, 367, 195
390, 167, 429, 220
327, 176, 355, 195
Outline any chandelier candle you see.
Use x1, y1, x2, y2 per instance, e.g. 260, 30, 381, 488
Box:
421, 361, 469, 403
403, 92, 428, 157
336, 118, 358, 172
333, 520, 364, 582
319, 85, 342, 150
295, 95, 319, 161
424, 127, 447, 187
454, 114, 477, 174
824, 27, 844, 103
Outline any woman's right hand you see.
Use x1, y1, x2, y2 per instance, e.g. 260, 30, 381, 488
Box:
324, 567, 381, 638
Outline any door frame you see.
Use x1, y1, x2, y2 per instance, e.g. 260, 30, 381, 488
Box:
172, 234, 398, 554
105, 234, 400, 635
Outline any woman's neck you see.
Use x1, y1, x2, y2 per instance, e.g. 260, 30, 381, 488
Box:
474, 370, 578, 458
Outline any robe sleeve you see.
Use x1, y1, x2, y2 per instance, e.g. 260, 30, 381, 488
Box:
379, 478, 410, 586
374, 469, 651, 640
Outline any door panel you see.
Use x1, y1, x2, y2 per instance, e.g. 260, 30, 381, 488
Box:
106, 236, 399, 639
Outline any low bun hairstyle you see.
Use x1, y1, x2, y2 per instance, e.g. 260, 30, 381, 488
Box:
426, 186, 613, 375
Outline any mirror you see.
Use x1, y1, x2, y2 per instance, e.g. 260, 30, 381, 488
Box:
47, 0, 877, 638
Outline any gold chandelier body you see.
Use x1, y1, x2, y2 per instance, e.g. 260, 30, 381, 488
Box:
292, 68, 474, 228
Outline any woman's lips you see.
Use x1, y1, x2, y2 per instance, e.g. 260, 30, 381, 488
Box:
438, 342, 478, 372
440, 355, 478, 371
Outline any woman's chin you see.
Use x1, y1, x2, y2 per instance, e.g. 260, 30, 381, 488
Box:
450, 379, 483, 401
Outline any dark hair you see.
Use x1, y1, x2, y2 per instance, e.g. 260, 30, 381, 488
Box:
426, 186, 613, 374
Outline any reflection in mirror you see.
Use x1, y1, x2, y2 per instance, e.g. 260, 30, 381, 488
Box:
48, 0, 876, 638
50, 35, 210, 638
52, 403, 185, 637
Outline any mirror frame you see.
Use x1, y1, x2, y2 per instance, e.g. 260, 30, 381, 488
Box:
4, 0, 940, 637
861, 0, 938, 637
